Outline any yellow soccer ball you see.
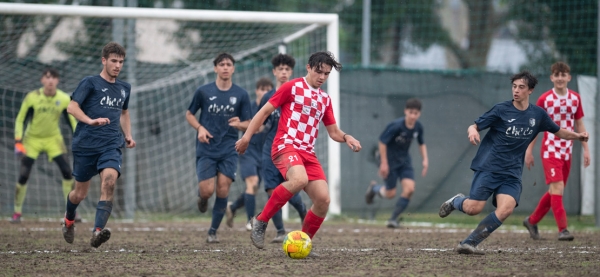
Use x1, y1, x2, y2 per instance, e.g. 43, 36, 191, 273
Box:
282, 230, 312, 259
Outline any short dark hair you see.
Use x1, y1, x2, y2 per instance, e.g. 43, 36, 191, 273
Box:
307, 51, 342, 72
42, 68, 60, 78
510, 71, 538, 89
271, 54, 295, 69
405, 98, 422, 111
213, 52, 235, 66
102, 42, 126, 59
256, 77, 273, 90
551, 62, 570, 74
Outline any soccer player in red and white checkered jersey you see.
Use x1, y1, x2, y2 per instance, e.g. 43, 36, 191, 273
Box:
236, 51, 361, 250
523, 62, 591, 241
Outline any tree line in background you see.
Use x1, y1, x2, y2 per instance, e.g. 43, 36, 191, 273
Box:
0, 0, 597, 75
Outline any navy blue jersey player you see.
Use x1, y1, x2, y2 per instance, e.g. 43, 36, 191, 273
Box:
62, 42, 136, 248
226, 77, 272, 231
438, 71, 589, 255
186, 53, 252, 243
365, 98, 428, 228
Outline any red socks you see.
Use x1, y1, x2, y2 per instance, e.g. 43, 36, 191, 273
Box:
529, 192, 551, 224
302, 210, 325, 239
551, 195, 567, 232
257, 185, 293, 222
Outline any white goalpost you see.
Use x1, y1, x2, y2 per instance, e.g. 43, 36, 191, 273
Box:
0, 2, 342, 219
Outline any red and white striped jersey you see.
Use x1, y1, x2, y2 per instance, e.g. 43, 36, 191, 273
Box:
268, 77, 336, 155
537, 88, 584, 160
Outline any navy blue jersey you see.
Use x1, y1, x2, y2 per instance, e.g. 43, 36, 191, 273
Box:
243, 101, 266, 160
259, 89, 281, 157
188, 82, 252, 158
471, 100, 560, 177
71, 75, 131, 152
379, 117, 424, 169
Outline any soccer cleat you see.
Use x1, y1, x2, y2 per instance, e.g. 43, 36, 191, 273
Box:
438, 193, 465, 218
225, 201, 235, 228
250, 213, 268, 249
197, 197, 208, 213
558, 229, 574, 241
386, 219, 399, 229
62, 218, 75, 244
90, 228, 111, 248
271, 231, 286, 243
365, 181, 377, 205
522, 217, 541, 240
10, 213, 21, 223
206, 233, 220, 243
455, 243, 485, 255
245, 220, 252, 231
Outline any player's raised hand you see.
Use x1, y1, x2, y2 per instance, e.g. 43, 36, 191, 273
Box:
235, 136, 250, 154
89, 118, 110, 126
344, 135, 361, 152
197, 126, 213, 144
125, 136, 136, 148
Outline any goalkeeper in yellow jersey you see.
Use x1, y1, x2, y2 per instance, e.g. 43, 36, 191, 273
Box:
12, 68, 78, 223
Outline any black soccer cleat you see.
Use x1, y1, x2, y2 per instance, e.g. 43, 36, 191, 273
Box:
62, 218, 75, 244
271, 231, 286, 243
365, 181, 377, 204
438, 193, 465, 218
206, 233, 220, 243
522, 217, 541, 240
455, 243, 485, 255
250, 213, 268, 249
558, 229, 574, 241
90, 228, 111, 248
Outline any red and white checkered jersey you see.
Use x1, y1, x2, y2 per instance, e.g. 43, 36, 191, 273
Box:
268, 77, 336, 155
537, 88, 584, 160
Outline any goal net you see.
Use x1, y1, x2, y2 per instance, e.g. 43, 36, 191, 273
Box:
0, 3, 340, 220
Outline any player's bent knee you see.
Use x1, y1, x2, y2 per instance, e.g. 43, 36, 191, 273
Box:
70, 191, 87, 203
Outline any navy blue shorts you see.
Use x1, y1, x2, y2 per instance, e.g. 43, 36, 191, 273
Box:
196, 154, 237, 182
469, 171, 522, 207
72, 149, 122, 182
262, 154, 285, 192
384, 163, 414, 190
239, 152, 261, 180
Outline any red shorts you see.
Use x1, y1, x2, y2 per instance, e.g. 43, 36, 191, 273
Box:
541, 157, 571, 185
272, 147, 327, 182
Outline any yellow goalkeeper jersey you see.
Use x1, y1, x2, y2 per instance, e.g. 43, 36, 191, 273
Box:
14, 87, 77, 140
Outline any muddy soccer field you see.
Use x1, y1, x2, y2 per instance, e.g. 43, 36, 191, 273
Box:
1, 218, 599, 276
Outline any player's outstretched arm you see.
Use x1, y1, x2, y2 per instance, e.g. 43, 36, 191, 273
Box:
67, 100, 110, 126
467, 124, 480, 145
120, 109, 136, 148
325, 124, 361, 152
554, 129, 589, 142
236, 102, 275, 154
